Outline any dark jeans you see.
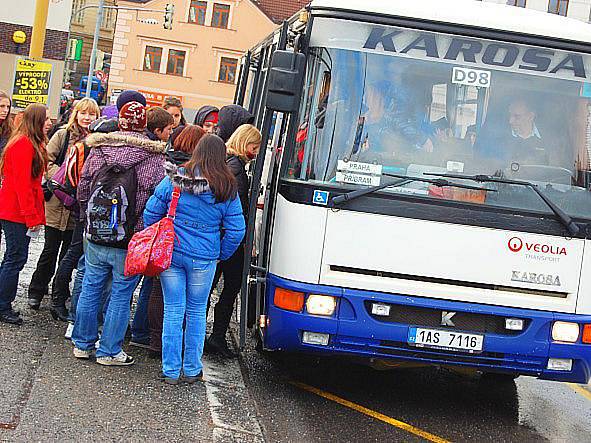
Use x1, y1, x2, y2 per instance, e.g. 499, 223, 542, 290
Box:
28, 226, 73, 302
0, 221, 31, 313
51, 220, 84, 307
208, 244, 244, 339
131, 277, 153, 342
148, 278, 164, 352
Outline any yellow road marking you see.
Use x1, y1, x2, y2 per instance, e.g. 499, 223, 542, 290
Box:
291, 381, 451, 443
567, 383, 591, 402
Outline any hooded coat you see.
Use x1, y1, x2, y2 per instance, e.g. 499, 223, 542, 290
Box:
77, 131, 167, 234
144, 163, 245, 261
193, 105, 219, 127
216, 105, 254, 142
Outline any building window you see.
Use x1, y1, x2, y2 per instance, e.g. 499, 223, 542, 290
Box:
101, 7, 116, 29
188, 0, 207, 25
506, 0, 526, 7
548, 0, 569, 15
211, 3, 230, 29
72, 0, 86, 24
167, 49, 186, 76
144, 46, 163, 72
218, 57, 237, 83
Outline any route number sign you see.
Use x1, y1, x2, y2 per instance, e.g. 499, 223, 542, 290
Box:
12, 58, 53, 109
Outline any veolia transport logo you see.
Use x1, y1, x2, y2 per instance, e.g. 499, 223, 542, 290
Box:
508, 237, 523, 253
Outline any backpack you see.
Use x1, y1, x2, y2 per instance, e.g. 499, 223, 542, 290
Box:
46, 141, 90, 210
85, 153, 140, 248
63, 141, 90, 196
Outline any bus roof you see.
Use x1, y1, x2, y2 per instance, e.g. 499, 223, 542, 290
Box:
310, 0, 591, 46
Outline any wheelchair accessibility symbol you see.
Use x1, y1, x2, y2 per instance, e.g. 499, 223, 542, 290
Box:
313, 190, 329, 206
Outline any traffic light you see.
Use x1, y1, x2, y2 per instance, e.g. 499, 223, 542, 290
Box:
94, 49, 105, 71
163, 3, 175, 30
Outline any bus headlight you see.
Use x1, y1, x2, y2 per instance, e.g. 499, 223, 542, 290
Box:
552, 321, 579, 343
306, 294, 336, 316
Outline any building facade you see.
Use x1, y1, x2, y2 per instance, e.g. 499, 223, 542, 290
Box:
0, 0, 73, 118
108, 0, 306, 117
484, 0, 591, 21
66, 0, 118, 93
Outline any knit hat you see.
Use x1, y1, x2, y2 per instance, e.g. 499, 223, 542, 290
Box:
118, 101, 147, 132
116, 90, 147, 111
204, 111, 218, 125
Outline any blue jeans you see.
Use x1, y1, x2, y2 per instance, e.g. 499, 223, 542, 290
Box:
0, 221, 30, 313
160, 253, 216, 378
69, 254, 111, 325
72, 242, 139, 357
131, 277, 153, 342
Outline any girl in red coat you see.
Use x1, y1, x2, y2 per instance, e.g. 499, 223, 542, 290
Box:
0, 103, 52, 325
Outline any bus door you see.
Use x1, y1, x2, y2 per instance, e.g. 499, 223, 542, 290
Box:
238, 22, 308, 348
237, 25, 287, 348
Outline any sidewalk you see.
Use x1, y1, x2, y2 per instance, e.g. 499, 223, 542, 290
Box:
0, 238, 264, 442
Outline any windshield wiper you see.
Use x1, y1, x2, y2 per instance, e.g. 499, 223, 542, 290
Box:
331, 172, 493, 206
424, 172, 580, 236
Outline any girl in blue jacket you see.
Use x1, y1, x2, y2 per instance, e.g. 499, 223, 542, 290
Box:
144, 134, 245, 384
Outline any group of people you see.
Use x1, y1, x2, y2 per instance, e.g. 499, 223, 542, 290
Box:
0, 88, 260, 384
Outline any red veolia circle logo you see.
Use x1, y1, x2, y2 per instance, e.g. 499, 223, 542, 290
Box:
508, 237, 523, 253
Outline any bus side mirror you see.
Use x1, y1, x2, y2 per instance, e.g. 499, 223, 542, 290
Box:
266, 50, 306, 113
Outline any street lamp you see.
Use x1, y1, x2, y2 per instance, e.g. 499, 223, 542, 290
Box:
12, 30, 27, 55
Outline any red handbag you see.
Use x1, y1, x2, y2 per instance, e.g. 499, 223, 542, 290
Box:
124, 187, 181, 277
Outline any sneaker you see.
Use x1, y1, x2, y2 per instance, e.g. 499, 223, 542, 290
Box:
129, 338, 151, 350
96, 351, 134, 366
73, 347, 94, 359
183, 372, 204, 384
95, 339, 100, 349
64, 323, 74, 340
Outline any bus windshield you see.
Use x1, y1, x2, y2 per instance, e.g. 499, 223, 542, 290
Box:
287, 23, 591, 219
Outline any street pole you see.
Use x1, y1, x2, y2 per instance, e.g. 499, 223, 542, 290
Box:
86, 0, 105, 98
30, 0, 50, 59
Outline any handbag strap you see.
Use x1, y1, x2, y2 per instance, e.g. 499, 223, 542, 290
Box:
167, 187, 181, 219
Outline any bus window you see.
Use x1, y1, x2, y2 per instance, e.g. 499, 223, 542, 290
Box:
285, 27, 591, 219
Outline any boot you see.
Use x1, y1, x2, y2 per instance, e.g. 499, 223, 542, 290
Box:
50, 305, 69, 322
205, 334, 236, 359
27, 295, 44, 310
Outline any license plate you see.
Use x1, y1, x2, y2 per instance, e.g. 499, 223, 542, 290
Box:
408, 327, 484, 353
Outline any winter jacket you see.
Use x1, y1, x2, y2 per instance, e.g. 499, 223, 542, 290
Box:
45, 126, 85, 231
77, 131, 167, 233
193, 105, 219, 126
0, 135, 46, 228
89, 117, 119, 134
144, 163, 245, 262
217, 105, 254, 142
226, 154, 249, 217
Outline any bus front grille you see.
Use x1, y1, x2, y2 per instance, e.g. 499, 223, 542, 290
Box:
364, 301, 528, 336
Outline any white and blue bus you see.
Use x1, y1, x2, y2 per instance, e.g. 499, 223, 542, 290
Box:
235, 0, 591, 383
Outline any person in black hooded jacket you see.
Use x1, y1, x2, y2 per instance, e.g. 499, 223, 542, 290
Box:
193, 105, 219, 135
216, 105, 254, 143
206, 123, 261, 357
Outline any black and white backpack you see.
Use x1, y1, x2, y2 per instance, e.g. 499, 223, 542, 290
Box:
85, 155, 141, 248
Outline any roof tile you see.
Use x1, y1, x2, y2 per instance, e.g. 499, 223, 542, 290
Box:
251, 0, 308, 24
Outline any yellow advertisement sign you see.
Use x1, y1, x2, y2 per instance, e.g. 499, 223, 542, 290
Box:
12, 58, 53, 109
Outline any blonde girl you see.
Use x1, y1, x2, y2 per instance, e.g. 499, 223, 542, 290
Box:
27, 98, 100, 318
